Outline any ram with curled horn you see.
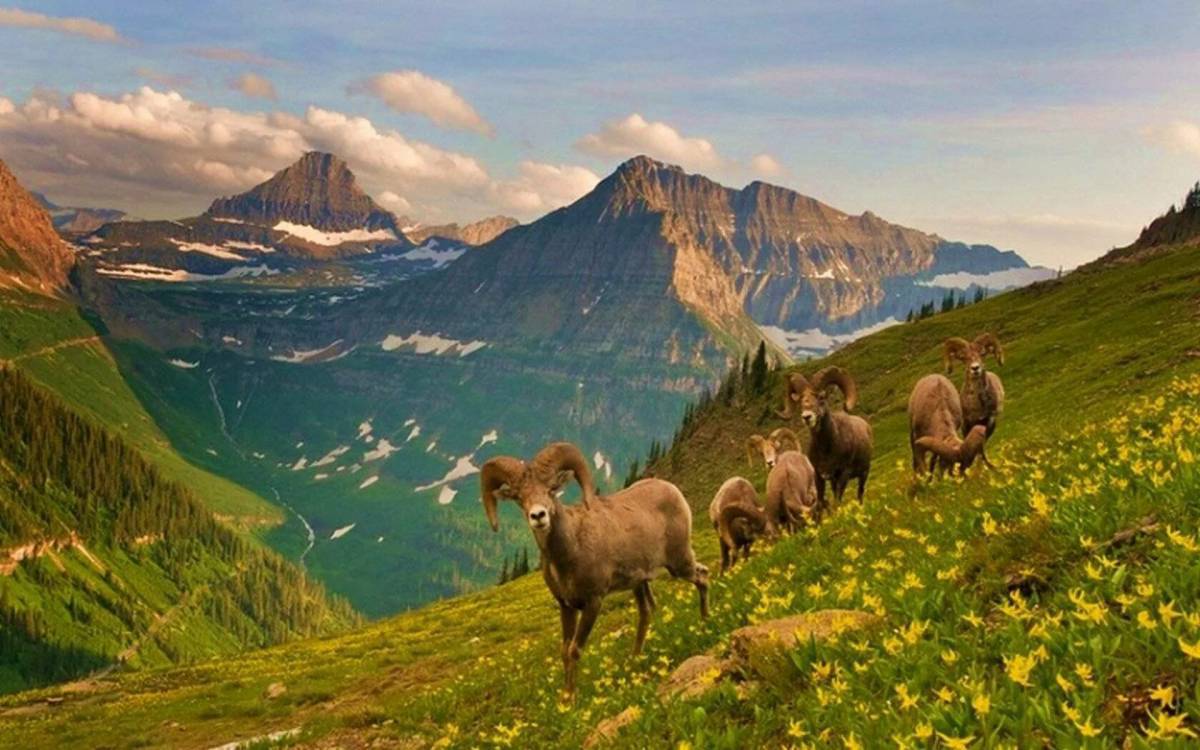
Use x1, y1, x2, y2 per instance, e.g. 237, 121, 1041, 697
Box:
776, 365, 873, 507
480, 441, 708, 696
942, 333, 1006, 438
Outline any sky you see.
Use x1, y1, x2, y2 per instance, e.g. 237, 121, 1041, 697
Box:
2, 2, 1199, 268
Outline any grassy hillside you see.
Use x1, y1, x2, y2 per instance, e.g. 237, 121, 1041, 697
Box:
0, 289, 280, 529
0, 367, 360, 695
2, 243, 1199, 747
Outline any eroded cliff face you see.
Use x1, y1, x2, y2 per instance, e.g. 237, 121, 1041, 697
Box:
0, 159, 74, 293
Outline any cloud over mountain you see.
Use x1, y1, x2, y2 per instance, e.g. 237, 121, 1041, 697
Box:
231, 72, 277, 100
576, 113, 723, 171
349, 70, 492, 136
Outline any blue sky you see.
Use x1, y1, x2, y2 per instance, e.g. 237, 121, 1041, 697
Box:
2, 1, 1199, 266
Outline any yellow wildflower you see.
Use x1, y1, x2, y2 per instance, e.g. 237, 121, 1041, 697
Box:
1178, 637, 1200, 660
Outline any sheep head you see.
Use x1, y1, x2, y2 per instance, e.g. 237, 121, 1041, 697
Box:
778, 367, 859, 428
746, 434, 776, 468
480, 442, 595, 535
943, 334, 1004, 377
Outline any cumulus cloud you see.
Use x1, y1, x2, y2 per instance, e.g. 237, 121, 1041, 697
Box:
0, 87, 490, 216
187, 46, 280, 67
231, 72, 277, 100
378, 191, 412, 215
0, 97, 12, 116
349, 70, 492, 136
0, 7, 126, 43
575, 113, 724, 171
1144, 120, 1200, 158
489, 161, 599, 214
750, 153, 784, 177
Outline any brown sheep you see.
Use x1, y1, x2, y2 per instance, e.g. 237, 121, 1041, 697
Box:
777, 366, 873, 506
708, 476, 763, 571
717, 503, 769, 571
907, 373, 964, 475
944, 334, 1006, 437
480, 442, 708, 695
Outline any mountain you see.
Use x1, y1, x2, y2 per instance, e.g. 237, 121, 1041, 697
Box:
404, 215, 520, 245
0, 160, 74, 293
78, 152, 419, 281
0, 365, 359, 695
31, 192, 128, 236
7, 202, 1199, 748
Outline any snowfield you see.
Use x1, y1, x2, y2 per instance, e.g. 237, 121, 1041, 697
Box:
97, 263, 278, 282
358, 476, 378, 489
363, 438, 397, 463
380, 331, 488, 357
759, 318, 902, 356
416, 455, 479, 491
270, 340, 344, 364
168, 359, 199, 369
437, 486, 457, 505
274, 221, 397, 246
329, 523, 356, 540
399, 241, 467, 268
169, 239, 247, 260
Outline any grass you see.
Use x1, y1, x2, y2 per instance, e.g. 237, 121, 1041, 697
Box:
2, 244, 1200, 747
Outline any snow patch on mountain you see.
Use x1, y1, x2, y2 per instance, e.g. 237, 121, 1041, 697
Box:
330, 523, 355, 540
399, 241, 467, 268
380, 331, 488, 357
759, 318, 901, 357
363, 438, 397, 463
916, 267, 1056, 290
274, 221, 396, 246
416, 456, 480, 491
168, 359, 198, 369
270, 340, 344, 364
169, 239, 247, 261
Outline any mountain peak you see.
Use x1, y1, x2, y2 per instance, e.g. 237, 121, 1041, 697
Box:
0, 159, 73, 292
205, 152, 398, 232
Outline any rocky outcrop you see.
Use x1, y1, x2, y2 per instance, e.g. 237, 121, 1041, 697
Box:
0, 160, 74, 293
0, 532, 84, 575
404, 215, 519, 245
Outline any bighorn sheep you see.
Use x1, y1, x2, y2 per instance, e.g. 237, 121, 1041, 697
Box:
944, 334, 1006, 437
717, 503, 769, 571
709, 477, 766, 572
778, 367, 873, 506
907, 373, 964, 475
481, 442, 709, 695
745, 428, 820, 532
915, 424, 992, 477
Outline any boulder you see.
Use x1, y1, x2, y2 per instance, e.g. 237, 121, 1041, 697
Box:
583, 706, 642, 749
729, 609, 880, 678
657, 654, 733, 702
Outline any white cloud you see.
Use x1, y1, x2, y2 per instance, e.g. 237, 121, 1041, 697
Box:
0, 97, 12, 116
576, 113, 724, 171
0, 7, 125, 43
0, 86, 494, 216
231, 73, 277, 100
1145, 120, 1200, 158
350, 70, 492, 136
378, 190, 412, 214
134, 67, 192, 89
750, 153, 784, 177
490, 161, 599, 214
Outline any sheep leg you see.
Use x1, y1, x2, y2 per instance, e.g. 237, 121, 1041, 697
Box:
564, 598, 601, 694
856, 470, 868, 503
633, 582, 653, 655
814, 474, 827, 509
719, 539, 731, 573
558, 602, 579, 693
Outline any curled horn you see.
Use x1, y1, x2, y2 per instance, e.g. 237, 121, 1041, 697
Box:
532, 442, 596, 510
812, 366, 859, 411
769, 427, 802, 452
746, 435, 767, 466
914, 436, 962, 463
942, 337, 972, 373
776, 373, 811, 419
480, 456, 525, 532
973, 333, 1005, 365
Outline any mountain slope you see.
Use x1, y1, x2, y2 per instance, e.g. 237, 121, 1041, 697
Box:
404, 215, 519, 245
0, 160, 74, 293
5, 229, 1198, 746
0, 366, 359, 695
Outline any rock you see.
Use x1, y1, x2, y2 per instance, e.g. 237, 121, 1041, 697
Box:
729, 609, 880, 678
0, 158, 75, 292
264, 682, 287, 700
583, 706, 642, 749
657, 654, 733, 702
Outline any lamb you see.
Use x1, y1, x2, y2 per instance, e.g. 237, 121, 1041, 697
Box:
915, 424, 992, 477
907, 373, 964, 475
778, 366, 873, 506
480, 441, 709, 695
709, 477, 766, 572
716, 502, 769, 571
944, 334, 1006, 437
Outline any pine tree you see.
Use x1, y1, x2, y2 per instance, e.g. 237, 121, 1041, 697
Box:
749, 342, 769, 394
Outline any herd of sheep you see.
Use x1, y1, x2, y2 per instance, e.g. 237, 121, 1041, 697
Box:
478, 333, 1005, 693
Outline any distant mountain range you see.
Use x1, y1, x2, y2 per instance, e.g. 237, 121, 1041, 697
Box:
32, 192, 128, 236
403, 215, 520, 246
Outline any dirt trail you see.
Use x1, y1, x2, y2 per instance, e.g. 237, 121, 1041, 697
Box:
0, 335, 102, 364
